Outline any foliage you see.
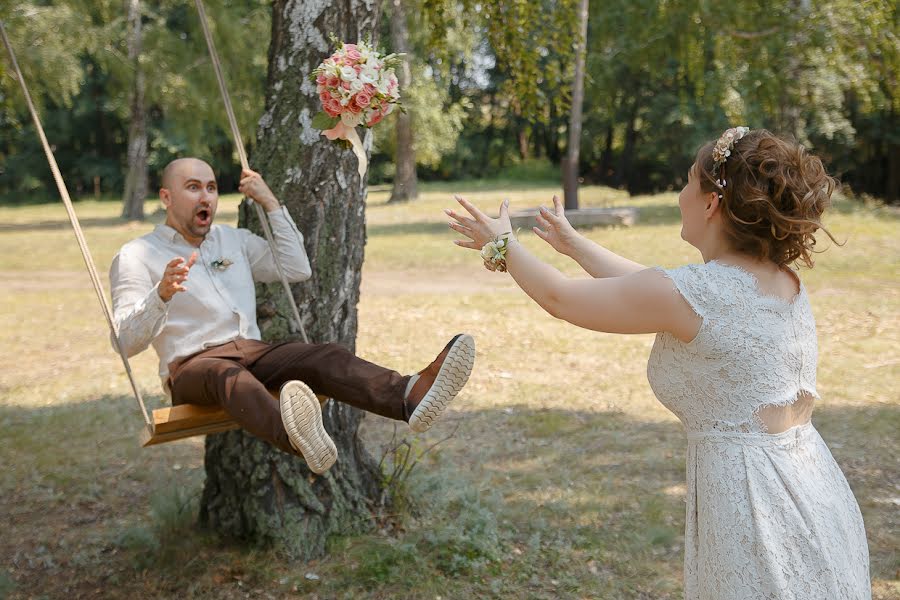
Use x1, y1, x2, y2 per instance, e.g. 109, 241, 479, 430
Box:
1, 0, 897, 202
0, 0, 268, 201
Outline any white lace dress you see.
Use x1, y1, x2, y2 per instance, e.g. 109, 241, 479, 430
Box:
647, 261, 870, 600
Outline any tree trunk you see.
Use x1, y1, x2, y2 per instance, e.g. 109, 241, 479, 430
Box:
599, 122, 613, 184
517, 128, 529, 160
388, 0, 417, 203
615, 102, 639, 190
562, 0, 589, 210
198, 0, 383, 560
121, 0, 147, 221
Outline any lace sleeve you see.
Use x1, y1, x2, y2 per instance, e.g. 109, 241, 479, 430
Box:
652, 264, 712, 347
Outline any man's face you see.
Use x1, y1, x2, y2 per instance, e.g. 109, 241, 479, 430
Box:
160, 159, 219, 246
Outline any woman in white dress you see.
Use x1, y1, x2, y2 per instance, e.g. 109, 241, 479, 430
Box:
447, 128, 870, 599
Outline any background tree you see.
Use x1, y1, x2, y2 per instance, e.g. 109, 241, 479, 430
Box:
2, 0, 896, 203
387, 0, 418, 202
198, 0, 385, 559
121, 0, 147, 220
562, 0, 588, 209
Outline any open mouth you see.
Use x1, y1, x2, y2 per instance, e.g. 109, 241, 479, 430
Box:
195, 208, 212, 227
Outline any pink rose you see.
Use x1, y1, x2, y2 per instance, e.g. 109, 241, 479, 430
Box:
348, 97, 363, 113
326, 77, 339, 88
364, 83, 376, 95
367, 109, 385, 126
355, 92, 372, 108
341, 81, 351, 90
324, 102, 341, 118
316, 73, 326, 85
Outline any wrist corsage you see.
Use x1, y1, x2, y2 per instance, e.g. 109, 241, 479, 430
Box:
480, 232, 515, 272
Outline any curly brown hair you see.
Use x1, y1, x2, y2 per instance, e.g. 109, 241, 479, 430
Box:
695, 129, 839, 268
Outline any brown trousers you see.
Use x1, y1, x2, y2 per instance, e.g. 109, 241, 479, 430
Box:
167, 339, 410, 454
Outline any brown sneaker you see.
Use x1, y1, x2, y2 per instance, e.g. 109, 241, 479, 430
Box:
406, 334, 475, 433
280, 380, 337, 474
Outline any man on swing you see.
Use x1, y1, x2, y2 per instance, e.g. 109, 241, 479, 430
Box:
109, 157, 475, 474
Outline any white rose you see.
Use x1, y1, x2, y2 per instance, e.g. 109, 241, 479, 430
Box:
480, 241, 498, 260
359, 68, 377, 84
340, 66, 357, 81
350, 79, 364, 93
341, 111, 363, 127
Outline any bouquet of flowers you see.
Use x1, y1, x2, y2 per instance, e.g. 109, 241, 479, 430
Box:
311, 39, 403, 177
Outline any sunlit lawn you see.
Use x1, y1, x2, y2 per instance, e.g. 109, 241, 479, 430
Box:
0, 183, 897, 599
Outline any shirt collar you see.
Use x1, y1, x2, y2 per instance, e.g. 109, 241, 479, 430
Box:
153, 223, 214, 246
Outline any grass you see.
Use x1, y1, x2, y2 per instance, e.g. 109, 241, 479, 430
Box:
0, 181, 898, 599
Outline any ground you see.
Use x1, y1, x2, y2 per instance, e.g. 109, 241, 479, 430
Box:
0, 182, 897, 599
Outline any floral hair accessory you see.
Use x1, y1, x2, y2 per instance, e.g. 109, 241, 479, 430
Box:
711, 126, 750, 198
310, 38, 404, 178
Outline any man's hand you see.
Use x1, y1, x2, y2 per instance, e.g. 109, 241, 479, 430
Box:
239, 168, 279, 211
158, 253, 197, 302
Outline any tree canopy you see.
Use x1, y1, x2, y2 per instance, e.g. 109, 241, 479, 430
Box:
1, 0, 896, 203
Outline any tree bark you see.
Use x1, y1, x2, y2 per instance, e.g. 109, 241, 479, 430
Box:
121, 0, 147, 221
562, 0, 589, 210
198, 0, 383, 560
388, 0, 417, 203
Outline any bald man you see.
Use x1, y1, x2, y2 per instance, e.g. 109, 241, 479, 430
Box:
109, 158, 475, 473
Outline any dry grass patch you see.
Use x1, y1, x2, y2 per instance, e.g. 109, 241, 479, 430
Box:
0, 184, 897, 599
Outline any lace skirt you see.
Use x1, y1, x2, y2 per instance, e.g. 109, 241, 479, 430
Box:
684, 423, 870, 600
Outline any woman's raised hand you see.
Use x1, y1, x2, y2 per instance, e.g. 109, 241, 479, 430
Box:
446, 196, 513, 250
533, 195, 578, 256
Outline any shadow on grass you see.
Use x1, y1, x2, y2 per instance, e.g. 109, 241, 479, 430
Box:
1, 398, 896, 599
367, 221, 451, 237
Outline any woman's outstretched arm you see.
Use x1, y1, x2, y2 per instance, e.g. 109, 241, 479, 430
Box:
448, 197, 700, 341
531, 195, 646, 278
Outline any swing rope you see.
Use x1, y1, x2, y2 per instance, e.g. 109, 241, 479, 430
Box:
0, 20, 152, 426
194, 0, 311, 345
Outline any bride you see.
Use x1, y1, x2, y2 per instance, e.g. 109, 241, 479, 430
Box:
447, 128, 870, 599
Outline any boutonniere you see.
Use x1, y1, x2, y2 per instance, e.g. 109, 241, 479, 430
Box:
210, 258, 233, 271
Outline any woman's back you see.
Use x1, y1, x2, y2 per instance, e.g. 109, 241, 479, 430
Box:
648, 260, 817, 434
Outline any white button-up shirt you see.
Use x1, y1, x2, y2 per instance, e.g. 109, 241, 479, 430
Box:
109, 206, 312, 385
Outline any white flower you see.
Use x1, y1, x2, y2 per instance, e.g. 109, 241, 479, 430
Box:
350, 79, 364, 93
341, 111, 363, 127
340, 66, 357, 81
359, 68, 377, 84
480, 241, 499, 260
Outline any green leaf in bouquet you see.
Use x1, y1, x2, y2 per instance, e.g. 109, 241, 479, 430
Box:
311, 112, 340, 130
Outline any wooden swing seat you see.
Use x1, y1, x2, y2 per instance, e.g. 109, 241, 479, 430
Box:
141, 390, 328, 447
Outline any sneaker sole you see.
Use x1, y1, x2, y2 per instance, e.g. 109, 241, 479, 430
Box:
408, 334, 476, 433
280, 380, 338, 474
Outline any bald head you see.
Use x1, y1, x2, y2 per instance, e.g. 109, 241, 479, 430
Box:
159, 157, 219, 246
160, 158, 215, 191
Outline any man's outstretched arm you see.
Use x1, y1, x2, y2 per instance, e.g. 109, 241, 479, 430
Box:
239, 168, 313, 283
